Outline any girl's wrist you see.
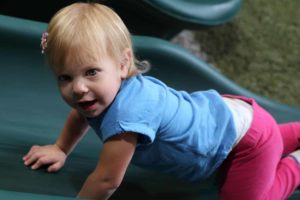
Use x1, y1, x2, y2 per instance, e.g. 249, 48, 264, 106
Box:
54, 143, 68, 156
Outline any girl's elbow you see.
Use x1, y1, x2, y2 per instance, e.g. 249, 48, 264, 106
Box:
91, 173, 122, 191
104, 178, 122, 190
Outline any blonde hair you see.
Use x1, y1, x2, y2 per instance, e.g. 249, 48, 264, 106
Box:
45, 2, 149, 77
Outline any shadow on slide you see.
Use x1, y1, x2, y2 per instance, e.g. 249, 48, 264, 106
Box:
0, 15, 299, 199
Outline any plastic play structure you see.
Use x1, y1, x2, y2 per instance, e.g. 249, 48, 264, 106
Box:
101, 0, 243, 38
0, 13, 299, 200
0, 0, 242, 38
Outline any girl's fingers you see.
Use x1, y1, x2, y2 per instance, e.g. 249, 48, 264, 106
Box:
23, 145, 40, 161
31, 156, 54, 170
30, 157, 44, 170
24, 151, 43, 166
48, 162, 63, 172
23, 145, 66, 172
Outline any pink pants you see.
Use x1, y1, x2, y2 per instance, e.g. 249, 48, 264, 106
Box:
219, 96, 300, 200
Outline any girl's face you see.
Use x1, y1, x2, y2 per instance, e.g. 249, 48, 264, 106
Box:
53, 53, 129, 118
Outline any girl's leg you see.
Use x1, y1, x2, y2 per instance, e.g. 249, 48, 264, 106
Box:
279, 122, 300, 156
218, 105, 300, 200
219, 128, 300, 200
267, 156, 300, 199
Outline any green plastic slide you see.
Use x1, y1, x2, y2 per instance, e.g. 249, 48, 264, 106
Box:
0, 0, 243, 39
0, 15, 299, 199
142, 0, 243, 26
102, 0, 243, 38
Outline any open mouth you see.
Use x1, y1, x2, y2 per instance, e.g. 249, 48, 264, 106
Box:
78, 100, 97, 110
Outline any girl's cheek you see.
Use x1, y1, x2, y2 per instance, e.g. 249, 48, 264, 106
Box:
60, 89, 72, 104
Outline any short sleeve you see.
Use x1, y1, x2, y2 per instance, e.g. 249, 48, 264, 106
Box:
103, 120, 156, 144
92, 75, 166, 145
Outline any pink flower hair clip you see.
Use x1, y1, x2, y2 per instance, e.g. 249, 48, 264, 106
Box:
41, 32, 48, 54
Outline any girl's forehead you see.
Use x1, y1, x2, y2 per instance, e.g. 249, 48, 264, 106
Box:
65, 48, 101, 65
50, 40, 120, 73
52, 62, 89, 75
59, 52, 116, 70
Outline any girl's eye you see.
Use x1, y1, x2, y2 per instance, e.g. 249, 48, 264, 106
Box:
86, 69, 98, 76
58, 75, 71, 82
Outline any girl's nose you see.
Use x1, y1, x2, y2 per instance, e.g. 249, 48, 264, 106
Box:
72, 80, 88, 97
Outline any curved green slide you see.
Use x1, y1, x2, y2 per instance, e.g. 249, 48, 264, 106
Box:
103, 0, 243, 38
0, 15, 299, 199
0, 0, 243, 39
142, 0, 242, 26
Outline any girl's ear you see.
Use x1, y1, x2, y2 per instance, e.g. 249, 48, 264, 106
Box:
120, 48, 132, 78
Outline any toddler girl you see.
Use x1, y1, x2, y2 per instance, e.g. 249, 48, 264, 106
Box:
23, 2, 300, 199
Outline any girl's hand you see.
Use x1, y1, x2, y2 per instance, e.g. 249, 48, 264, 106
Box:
23, 144, 67, 172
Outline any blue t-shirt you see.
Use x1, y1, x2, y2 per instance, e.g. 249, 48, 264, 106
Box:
87, 75, 236, 182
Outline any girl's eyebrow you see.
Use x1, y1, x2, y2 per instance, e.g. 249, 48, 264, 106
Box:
83, 65, 102, 70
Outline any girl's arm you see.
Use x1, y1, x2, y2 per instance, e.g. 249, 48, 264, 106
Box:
55, 108, 89, 155
77, 132, 137, 200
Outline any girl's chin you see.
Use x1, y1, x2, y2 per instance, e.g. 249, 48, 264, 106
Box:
79, 110, 101, 118
77, 107, 103, 118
